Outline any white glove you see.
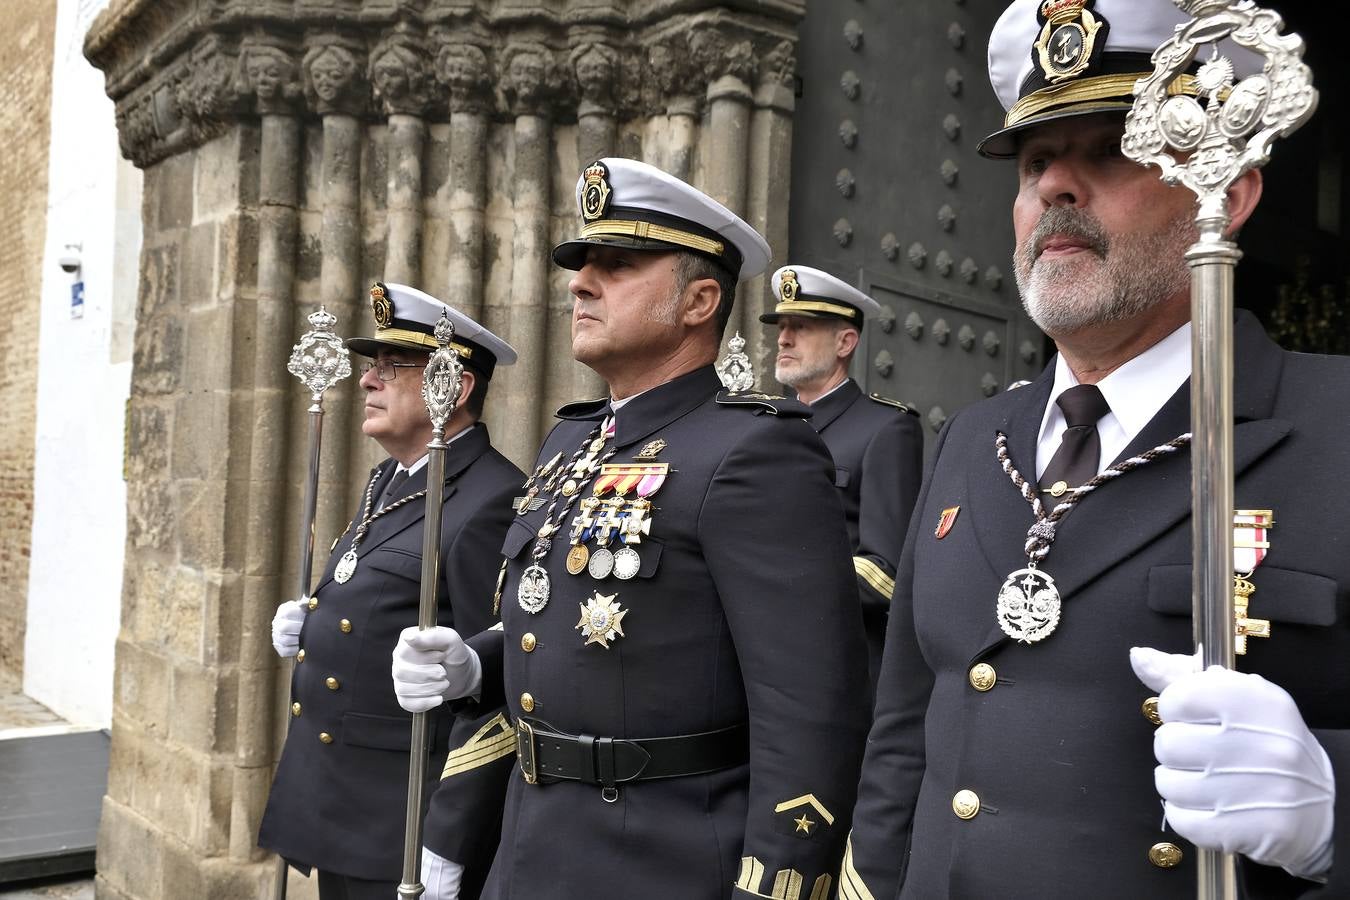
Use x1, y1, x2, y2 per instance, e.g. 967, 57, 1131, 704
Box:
419, 845, 464, 900
271, 599, 308, 658
1131, 646, 1335, 879
391, 626, 482, 713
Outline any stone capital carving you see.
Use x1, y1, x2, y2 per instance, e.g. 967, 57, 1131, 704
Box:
690, 29, 757, 87
435, 42, 492, 114
758, 39, 796, 90
235, 39, 303, 115
302, 38, 368, 117
570, 42, 618, 117
647, 35, 704, 116
370, 32, 437, 116
499, 43, 556, 117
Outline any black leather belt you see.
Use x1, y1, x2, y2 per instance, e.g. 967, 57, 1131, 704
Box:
516, 717, 748, 798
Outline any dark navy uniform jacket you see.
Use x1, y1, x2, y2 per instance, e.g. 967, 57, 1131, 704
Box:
259, 423, 520, 887
457, 365, 871, 900
841, 312, 1350, 899
808, 379, 923, 686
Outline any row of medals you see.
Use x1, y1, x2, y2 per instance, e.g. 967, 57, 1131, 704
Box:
514, 430, 668, 616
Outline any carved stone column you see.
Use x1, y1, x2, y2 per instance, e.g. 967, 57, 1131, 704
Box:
230, 34, 303, 865
435, 41, 491, 322
649, 34, 703, 181
371, 31, 434, 284
494, 43, 555, 463
301, 35, 366, 525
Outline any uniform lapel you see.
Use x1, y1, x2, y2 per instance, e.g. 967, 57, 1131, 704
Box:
610, 366, 724, 450
971, 313, 1293, 656
807, 380, 860, 434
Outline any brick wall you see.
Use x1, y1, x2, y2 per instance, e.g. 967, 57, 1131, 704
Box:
0, 3, 56, 688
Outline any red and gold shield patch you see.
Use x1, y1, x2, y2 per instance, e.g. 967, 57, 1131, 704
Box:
934, 506, 960, 540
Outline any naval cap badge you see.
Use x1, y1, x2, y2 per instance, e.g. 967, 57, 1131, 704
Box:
1033, 0, 1107, 85
581, 161, 613, 223
370, 281, 393, 328
779, 268, 800, 302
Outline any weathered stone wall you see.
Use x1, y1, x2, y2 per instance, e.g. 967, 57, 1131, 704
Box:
85, 1, 803, 897
0, 2, 57, 689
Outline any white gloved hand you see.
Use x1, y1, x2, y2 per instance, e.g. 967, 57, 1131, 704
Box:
391, 626, 482, 713
420, 845, 464, 900
271, 599, 308, 658
1131, 646, 1335, 879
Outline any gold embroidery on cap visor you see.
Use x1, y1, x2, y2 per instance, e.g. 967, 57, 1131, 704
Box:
368, 326, 475, 358
370, 282, 393, 327
579, 219, 725, 259
771, 299, 860, 320
1004, 72, 1213, 129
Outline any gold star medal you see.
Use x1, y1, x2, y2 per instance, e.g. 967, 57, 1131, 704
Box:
576, 592, 627, 648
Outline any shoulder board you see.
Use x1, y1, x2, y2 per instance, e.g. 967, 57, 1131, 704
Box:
554, 397, 609, 420
868, 392, 918, 415
715, 389, 811, 418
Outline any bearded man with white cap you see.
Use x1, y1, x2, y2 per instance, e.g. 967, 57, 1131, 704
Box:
394, 158, 871, 899
842, 2, 1350, 898
258, 284, 522, 899
761, 265, 923, 691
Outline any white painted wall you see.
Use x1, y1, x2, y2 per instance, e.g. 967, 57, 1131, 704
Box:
24, 0, 141, 728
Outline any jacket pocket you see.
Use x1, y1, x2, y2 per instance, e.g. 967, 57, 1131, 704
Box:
362, 546, 422, 581
342, 709, 450, 751
1147, 564, 1337, 626
834, 467, 851, 488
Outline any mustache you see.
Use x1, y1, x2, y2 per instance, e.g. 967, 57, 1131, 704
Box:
1027, 207, 1109, 260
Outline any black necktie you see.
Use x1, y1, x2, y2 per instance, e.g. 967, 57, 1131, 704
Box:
1040, 384, 1110, 494
379, 469, 409, 509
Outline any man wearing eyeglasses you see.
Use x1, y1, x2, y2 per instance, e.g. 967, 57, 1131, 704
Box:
258, 283, 522, 900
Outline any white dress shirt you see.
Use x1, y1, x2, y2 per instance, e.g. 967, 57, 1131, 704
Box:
1035, 322, 1192, 479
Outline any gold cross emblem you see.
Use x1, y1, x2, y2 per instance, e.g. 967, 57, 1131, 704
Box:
1233, 575, 1270, 655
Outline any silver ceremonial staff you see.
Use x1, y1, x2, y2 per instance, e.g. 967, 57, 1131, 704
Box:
274, 307, 353, 900
1122, 2, 1317, 897
399, 313, 466, 899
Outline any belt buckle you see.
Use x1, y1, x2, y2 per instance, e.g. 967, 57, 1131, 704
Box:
516, 718, 538, 784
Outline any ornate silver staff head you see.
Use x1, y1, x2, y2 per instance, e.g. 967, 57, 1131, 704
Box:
716, 332, 755, 393
1123, 0, 1317, 232
422, 312, 465, 439
287, 306, 353, 405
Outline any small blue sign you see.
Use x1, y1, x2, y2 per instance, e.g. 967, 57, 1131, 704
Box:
71, 280, 84, 319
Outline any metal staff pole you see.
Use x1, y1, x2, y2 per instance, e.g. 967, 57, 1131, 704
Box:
399, 313, 465, 900
273, 307, 353, 899
1122, 2, 1317, 897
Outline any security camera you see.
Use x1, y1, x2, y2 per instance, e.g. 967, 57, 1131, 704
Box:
58, 243, 81, 274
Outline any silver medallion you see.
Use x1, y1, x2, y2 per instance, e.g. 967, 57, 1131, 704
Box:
518, 564, 551, 614
612, 546, 641, 581
334, 549, 358, 584
995, 567, 1061, 644
588, 547, 615, 580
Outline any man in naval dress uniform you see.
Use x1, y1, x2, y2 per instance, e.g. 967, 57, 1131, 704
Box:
761, 265, 924, 691
393, 157, 872, 900
841, 1, 1350, 898
258, 284, 521, 899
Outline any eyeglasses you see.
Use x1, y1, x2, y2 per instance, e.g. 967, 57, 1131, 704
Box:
361, 359, 426, 382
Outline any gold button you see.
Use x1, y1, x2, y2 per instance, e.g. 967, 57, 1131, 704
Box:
1050, 480, 1068, 497
1148, 842, 1183, 868
318, 732, 333, 744
308, 597, 319, 611
521, 633, 537, 652
520, 692, 535, 713
1142, 697, 1162, 725
952, 789, 980, 820
326, 677, 340, 691
296, 649, 305, 663
969, 663, 997, 692
291, 702, 301, 717
339, 619, 352, 634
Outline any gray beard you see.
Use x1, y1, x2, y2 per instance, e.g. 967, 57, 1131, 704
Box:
1014, 207, 1194, 336
776, 354, 838, 390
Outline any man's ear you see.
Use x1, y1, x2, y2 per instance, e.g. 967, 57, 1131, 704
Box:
681, 278, 721, 328
836, 326, 859, 360
1224, 168, 1263, 236
455, 368, 478, 411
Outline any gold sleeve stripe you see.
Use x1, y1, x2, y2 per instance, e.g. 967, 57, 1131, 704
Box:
808, 875, 832, 900
854, 557, 895, 601
773, 793, 836, 826
837, 835, 877, 900
440, 713, 517, 779
737, 857, 767, 893
772, 869, 803, 900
